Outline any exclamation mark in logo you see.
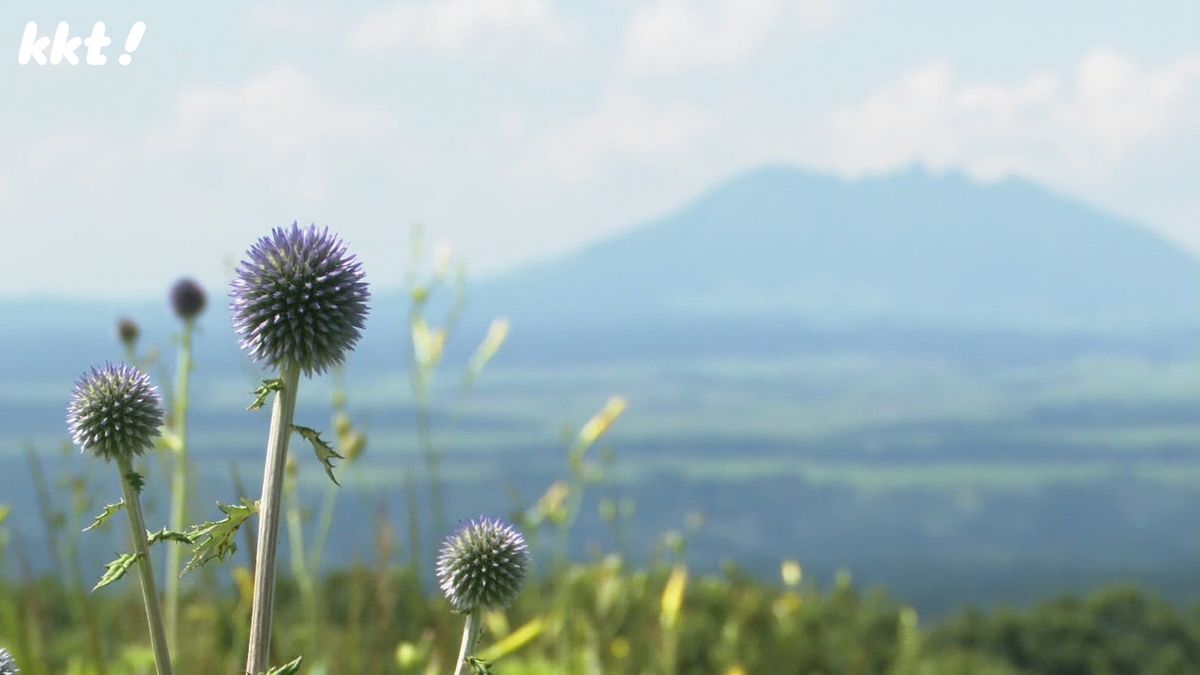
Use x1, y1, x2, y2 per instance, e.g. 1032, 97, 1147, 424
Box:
118, 21, 145, 65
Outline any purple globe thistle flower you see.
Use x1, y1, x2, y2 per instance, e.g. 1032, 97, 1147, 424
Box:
0, 648, 16, 675
230, 223, 370, 376
67, 363, 163, 462
437, 517, 529, 613
116, 317, 140, 350
170, 277, 207, 320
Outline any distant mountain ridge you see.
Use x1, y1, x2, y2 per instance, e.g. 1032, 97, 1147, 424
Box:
1, 166, 1196, 380
471, 166, 1198, 335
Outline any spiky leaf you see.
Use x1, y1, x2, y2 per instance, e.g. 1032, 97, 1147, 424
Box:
82, 500, 125, 533
93, 552, 142, 591
124, 471, 145, 495
147, 528, 195, 546
293, 425, 344, 486
248, 378, 284, 412
182, 499, 258, 575
262, 655, 303, 674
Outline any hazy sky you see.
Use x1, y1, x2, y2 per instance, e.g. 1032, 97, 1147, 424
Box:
2, 1, 1197, 298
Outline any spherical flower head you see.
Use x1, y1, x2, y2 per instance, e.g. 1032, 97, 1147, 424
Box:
170, 277, 207, 320
67, 363, 163, 462
0, 648, 16, 675
230, 223, 370, 376
116, 317, 140, 350
436, 517, 529, 613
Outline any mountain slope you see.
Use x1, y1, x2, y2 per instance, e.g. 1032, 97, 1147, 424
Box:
470, 166, 1198, 340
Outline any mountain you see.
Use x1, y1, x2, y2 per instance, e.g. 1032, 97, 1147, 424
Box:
2, 166, 1196, 381
473, 166, 1197, 332
458, 166, 1199, 362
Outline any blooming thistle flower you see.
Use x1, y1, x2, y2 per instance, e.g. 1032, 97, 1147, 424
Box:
67, 363, 163, 462
169, 277, 207, 320
0, 648, 17, 675
230, 223, 370, 376
116, 317, 140, 351
437, 517, 530, 613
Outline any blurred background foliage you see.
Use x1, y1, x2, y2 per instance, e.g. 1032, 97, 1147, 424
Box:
1, 234, 1197, 674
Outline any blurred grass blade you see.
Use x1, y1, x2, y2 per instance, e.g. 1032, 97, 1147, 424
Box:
476, 617, 544, 663
463, 318, 510, 389
660, 564, 688, 629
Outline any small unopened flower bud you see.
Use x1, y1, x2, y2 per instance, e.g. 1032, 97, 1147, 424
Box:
170, 277, 207, 320
116, 317, 140, 351
67, 363, 163, 462
230, 223, 370, 376
436, 517, 529, 613
0, 648, 17, 675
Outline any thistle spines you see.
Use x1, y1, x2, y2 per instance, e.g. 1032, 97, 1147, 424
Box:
66, 362, 164, 462
229, 223, 370, 376
0, 647, 17, 675
437, 517, 530, 613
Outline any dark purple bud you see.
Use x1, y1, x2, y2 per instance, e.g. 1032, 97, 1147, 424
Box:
170, 277, 207, 320
116, 317, 140, 350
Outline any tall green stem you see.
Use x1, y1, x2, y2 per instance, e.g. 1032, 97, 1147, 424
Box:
246, 363, 302, 675
453, 609, 483, 675
165, 319, 193, 654
117, 455, 173, 675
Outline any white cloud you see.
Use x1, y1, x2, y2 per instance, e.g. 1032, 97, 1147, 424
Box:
148, 65, 397, 199
824, 50, 1200, 182
248, 4, 344, 35
351, 0, 574, 57
523, 92, 719, 182
620, 0, 840, 77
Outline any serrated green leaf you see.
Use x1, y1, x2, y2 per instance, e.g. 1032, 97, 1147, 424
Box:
182, 499, 258, 576
293, 425, 344, 486
248, 378, 284, 412
261, 655, 303, 674
93, 552, 142, 591
82, 500, 125, 533
125, 471, 145, 495
147, 528, 195, 546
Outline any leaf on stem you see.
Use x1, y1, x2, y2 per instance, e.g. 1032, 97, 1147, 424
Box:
92, 552, 142, 591
182, 499, 259, 575
247, 378, 284, 412
293, 425, 344, 486
82, 500, 125, 533
262, 655, 303, 674
125, 471, 145, 494
147, 528, 195, 546
467, 656, 494, 674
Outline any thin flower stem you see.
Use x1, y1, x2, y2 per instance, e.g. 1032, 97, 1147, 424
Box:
245, 362, 302, 675
164, 318, 194, 654
117, 455, 173, 675
453, 609, 483, 675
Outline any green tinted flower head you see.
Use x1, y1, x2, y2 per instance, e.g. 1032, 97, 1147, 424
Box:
0, 647, 18, 674
67, 363, 163, 462
437, 517, 529, 613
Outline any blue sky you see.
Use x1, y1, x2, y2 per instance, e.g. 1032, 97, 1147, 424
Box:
2, 0, 1197, 298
